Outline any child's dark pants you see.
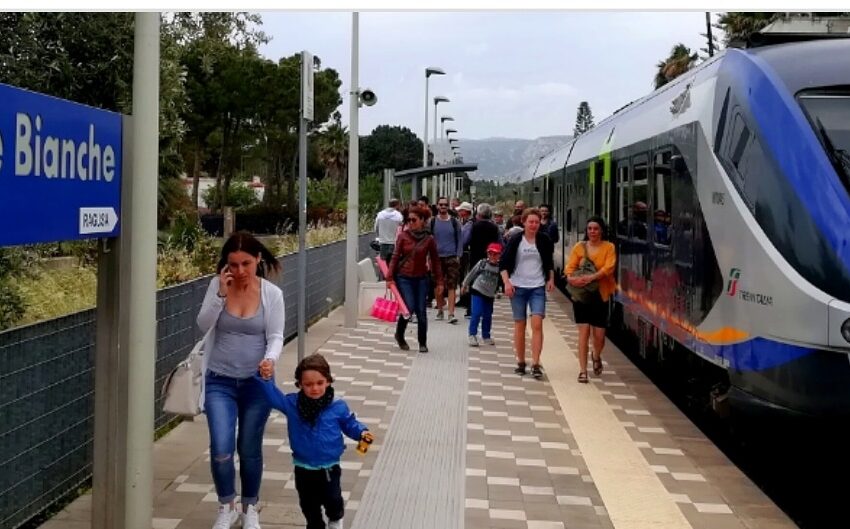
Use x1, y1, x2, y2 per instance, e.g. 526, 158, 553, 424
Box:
294, 465, 344, 529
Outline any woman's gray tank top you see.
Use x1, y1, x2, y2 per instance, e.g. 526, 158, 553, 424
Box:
208, 303, 266, 379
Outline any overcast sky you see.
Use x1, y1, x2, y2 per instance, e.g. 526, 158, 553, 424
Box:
259, 11, 715, 141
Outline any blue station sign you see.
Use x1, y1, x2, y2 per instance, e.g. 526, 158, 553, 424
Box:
0, 82, 122, 246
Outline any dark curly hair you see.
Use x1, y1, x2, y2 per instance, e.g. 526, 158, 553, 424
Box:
294, 354, 334, 387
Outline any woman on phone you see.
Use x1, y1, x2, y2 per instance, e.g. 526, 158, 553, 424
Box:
196, 231, 284, 529
565, 216, 616, 383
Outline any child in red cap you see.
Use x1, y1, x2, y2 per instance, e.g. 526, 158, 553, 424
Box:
461, 243, 503, 346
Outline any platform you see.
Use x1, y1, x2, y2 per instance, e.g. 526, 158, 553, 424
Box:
38, 290, 797, 529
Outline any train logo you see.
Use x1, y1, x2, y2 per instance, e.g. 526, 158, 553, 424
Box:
726, 268, 741, 297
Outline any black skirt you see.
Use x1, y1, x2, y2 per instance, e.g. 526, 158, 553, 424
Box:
572, 291, 609, 328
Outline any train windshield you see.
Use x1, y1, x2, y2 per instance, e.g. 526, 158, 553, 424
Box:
798, 90, 850, 189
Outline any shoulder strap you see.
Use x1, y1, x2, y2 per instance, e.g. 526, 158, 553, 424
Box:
452, 218, 460, 247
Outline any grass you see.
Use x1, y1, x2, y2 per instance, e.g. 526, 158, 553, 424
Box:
12, 267, 98, 325
10, 220, 374, 325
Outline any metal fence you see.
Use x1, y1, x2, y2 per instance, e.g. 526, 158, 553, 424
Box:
0, 234, 374, 529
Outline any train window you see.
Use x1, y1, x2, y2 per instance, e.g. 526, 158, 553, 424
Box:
654, 152, 672, 246
798, 90, 850, 190
577, 207, 587, 237
631, 157, 649, 241
725, 113, 760, 211
616, 163, 630, 236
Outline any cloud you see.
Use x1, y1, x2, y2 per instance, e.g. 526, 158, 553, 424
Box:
464, 41, 489, 56
455, 81, 576, 103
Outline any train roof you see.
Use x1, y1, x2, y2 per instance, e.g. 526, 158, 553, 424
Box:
528, 37, 850, 181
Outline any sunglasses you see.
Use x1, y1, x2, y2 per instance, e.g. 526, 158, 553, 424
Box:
408, 217, 421, 222
438, 203, 448, 207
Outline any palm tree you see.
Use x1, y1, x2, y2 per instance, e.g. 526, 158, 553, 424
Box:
654, 43, 699, 89
317, 122, 349, 188
717, 12, 779, 46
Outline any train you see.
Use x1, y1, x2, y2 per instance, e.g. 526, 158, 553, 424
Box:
515, 36, 850, 419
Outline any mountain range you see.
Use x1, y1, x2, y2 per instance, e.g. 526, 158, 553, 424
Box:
458, 135, 572, 183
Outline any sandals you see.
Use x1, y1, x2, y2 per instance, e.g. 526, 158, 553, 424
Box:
577, 371, 588, 384
592, 354, 603, 376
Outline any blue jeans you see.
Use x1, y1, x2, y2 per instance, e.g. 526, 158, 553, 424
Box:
469, 294, 494, 339
205, 371, 271, 505
510, 285, 547, 320
395, 275, 429, 346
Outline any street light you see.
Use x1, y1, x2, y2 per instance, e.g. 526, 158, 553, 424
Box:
433, 96, 450, 146
423, 67, 445, 169
440, 115, 454, 139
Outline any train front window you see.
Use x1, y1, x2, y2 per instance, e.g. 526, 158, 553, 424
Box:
798, 90, 850, 188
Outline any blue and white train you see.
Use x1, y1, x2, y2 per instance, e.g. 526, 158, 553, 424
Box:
522, 37, 850, 418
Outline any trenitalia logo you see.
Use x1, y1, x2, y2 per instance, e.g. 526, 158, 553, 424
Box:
726, 268, 741, 297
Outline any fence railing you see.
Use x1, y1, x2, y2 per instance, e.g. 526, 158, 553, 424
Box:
0, 233, 374, 529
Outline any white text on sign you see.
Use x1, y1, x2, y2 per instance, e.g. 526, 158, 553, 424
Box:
8, 113, 117, 181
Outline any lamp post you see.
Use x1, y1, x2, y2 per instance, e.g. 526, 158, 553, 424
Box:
440, 115, 454, 140
445, 129, 457, 163
423, 67, 445, 170
345, 12, 360, 328
432, 96, 449, 200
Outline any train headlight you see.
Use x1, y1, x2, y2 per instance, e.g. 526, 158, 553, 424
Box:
843, 319, 850, 344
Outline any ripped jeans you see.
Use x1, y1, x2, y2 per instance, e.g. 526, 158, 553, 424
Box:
204, 371, 271, 505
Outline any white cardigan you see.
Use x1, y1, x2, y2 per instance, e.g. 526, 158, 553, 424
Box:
196, 276, 285, 411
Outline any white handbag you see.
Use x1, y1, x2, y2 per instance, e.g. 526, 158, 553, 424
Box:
161, 339, 204, 416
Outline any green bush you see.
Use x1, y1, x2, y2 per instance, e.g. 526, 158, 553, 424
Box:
202, 182, 260, 211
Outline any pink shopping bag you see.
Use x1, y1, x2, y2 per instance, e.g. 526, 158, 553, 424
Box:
375, 256, 410, 319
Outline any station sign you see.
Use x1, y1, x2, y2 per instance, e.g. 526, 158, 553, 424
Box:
0, 82, 122, 247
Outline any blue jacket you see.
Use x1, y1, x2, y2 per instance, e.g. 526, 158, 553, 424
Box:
256, 377, 368, 468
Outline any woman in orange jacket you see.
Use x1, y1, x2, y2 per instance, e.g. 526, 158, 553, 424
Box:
565, 216, 617, 383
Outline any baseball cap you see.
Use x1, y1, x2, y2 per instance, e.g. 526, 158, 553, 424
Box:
487, 242, 503, 253
458, 201, 473, 212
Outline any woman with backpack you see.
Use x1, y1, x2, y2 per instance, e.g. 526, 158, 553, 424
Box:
565, 216, 617, 384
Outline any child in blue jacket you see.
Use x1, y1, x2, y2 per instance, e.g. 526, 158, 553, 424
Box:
257, 354, 373, 529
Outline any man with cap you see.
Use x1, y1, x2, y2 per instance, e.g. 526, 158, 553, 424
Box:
456, 201, 474, 225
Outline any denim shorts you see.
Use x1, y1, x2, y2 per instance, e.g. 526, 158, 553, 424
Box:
510, 285, 546, 320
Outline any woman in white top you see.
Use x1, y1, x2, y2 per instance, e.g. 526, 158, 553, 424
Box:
499, 208, 555, 380
197, 231, 284, 529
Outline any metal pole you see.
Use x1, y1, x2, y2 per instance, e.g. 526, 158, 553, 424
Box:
432, 101, 441, 202
118, 12, 159, 529
345, 12, 360, 328
423, 75, 429, 166
297, 117, 307, 361
383, 168, 393, 206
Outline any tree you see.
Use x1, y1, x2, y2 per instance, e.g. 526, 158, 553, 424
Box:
0, 13, 189, 226
654, 43, 699, 89
360, 125, 423, 176
316, 116, 349, 188
716, 12, 779, 46
573, 101, 594, 137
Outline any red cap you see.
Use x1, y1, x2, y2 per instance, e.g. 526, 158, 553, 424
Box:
487, 243, 503, 253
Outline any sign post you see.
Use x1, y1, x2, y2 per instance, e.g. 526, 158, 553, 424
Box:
298, 51, 314, 360
0, 14, 158, 529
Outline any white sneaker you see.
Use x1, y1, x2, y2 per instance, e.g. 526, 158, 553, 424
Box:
468, 335, 479, 347
328, 518, 344, 529
482, 337, 495, 346
212, 503, 238, 529
242, 504, 261, 529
